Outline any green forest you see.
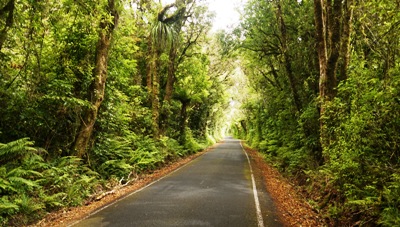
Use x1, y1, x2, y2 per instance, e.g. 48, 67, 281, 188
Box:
0, 0, 399, 226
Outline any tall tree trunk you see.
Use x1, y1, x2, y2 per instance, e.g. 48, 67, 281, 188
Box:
146, 32, 161, 141
314, 0, 328, 101
164, 43, 177, 102
338, 0, 353, 83
146, 36, 154, 95
276, 0, 302, 112
159, 2, 188, 136
73, 0, 119, 158
0, 0, 15, 51
146, 39, 161, 138
325, 0, 342, 99
159, 42, 177, 136
314, 0, 353, 153
179, 99, 190, 141
150, 0, 189, 138
314, 0, 332, 153
151, 50, 161, 139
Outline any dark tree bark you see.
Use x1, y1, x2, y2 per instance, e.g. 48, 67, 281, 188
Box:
164, 41, 178, 102
338, 0, 353, 83
276, 0, 302, 112
0, 0, 15, 51
149, 0, 189, 138
159, 43, 177, 137
74, 0, 119, 158
163, 1, 191, 102
314, 0, 354, 152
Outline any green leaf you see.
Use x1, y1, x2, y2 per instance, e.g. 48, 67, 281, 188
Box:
8, 177, 41, 189
0, 198, 19, 215
0, 138, 36, 162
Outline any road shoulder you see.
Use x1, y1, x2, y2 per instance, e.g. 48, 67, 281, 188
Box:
242, 143, 325, 226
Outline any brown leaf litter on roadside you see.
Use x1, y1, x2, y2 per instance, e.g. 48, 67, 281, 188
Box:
244, 144, 326, 227
31, 141, 324, 227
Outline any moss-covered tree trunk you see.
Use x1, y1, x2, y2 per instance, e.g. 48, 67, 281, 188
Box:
151, 50, 161, 139
314, 0, 353, 154
73, 0, 119, 158
165, 42, 178, 102
338, 1, 353, 83
276, 0, 302, 112
146, 36, 154, 95
150, 1, 188, 138
179, 99, 190, 141
159, 43, 177, 136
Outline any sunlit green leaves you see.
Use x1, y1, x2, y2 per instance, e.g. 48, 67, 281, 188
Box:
175, 54, 211, 103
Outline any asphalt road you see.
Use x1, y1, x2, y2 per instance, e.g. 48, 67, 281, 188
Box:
72, 138, 282, 227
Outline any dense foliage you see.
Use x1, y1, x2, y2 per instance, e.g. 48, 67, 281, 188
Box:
232, 0, 400, 225
1, 0, 399, 226
0, 0, 233, 225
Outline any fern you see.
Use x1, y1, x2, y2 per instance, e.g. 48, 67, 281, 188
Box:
56, 156, 82, 167
7, 167, 42, 178
41, 192, 67, 209
0, 198, 19, 215
99, 160, 133, 178
15, 193, 44, 215
22, 152, 48, 170
0, 178, 11, 192
133, 151, 164, 171
0, 138, 36, 163
0, 167, 13, 193
8, 177, 41, 189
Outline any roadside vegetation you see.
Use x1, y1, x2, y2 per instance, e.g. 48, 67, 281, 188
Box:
0, 1, 235, 226
232, 0, 400, 226
1, 0, 399, 226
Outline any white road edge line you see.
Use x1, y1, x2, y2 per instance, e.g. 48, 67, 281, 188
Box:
241, 142, 265, 227
68, 147, 213, 227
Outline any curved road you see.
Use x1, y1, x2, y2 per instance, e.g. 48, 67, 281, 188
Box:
72, 138, 282, 227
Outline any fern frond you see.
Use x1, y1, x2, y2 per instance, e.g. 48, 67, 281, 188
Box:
99, 160, 133, 178
0, 138, 36, 163
101, 160, 133, 170
22, 153, 48, 170
6, 167, 42, 178
8, 177, 41, 189
56, 156, 82, 167
0, 197, 19, 214
0, 177, 12, 192
75, 175, 97, 185
15, 194, 44, 214
41, 192, 67, 208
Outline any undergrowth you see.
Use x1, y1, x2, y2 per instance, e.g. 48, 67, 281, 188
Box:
0, 134, 215, 226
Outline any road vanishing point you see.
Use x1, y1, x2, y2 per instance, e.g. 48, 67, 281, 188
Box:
72, 137, 282, 227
